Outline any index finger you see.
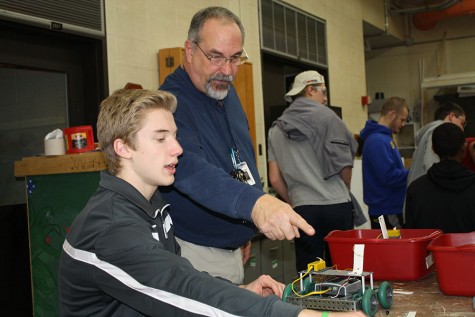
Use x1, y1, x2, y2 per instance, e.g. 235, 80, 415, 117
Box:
290, 214, 315, 236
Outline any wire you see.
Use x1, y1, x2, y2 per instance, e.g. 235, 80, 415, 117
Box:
290, 265, 331, 298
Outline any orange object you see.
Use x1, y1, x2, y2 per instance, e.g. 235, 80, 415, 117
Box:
413, 0, 475, 30
63, 126, 95, 154
124, 82, 143, 89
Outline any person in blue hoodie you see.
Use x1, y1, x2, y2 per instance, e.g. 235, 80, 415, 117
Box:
360, 97, 409, 229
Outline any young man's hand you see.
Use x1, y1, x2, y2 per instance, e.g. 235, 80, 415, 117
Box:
240, 274, 285, 297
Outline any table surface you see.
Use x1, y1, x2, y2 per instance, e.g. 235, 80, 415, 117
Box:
376, 273, 474, 317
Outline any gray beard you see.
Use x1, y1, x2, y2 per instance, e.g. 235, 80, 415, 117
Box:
206, 74, 233, 100
206, 83, 230, 100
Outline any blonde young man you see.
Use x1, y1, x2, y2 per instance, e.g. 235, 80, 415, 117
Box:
59, 89, 364, 317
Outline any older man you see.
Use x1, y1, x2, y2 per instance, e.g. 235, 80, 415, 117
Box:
160, 6, 314, 283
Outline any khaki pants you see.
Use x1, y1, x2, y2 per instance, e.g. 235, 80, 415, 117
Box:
175, 237, 244, 284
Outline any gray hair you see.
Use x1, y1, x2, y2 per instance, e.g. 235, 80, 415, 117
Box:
187, 6, 245, 44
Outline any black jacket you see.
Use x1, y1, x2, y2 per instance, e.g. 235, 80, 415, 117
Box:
59, 171, 301, 316
406, 160, 475, 233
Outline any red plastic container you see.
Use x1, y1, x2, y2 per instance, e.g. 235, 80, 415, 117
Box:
427, 232, 475, 296
324, 229, 442, 281
63, 126, 95, 154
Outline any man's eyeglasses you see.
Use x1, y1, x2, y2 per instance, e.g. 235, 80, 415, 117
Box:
314, 86, 327, 96
193, 41, 248, 66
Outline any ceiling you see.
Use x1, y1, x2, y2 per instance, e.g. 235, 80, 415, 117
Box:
363, 0, 461, 50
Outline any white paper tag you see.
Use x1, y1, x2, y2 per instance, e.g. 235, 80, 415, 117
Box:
378, 215, 389, 239
236, 161, 256, 185
352, 244, 365, 274
425, 253, 434, 268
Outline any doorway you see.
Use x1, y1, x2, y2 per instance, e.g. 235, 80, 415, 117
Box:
0, 18, 107, 315
261, 52, 329, 138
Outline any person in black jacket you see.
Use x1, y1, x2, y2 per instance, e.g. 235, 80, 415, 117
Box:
405, 122, 475, 232
59, 88, 365, 317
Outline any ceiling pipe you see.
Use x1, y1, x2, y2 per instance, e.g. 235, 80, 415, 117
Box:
413, 0, 475, 30
390, 0, 460, 15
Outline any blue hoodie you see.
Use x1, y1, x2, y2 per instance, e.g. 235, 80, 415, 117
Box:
360, 120, 409, 215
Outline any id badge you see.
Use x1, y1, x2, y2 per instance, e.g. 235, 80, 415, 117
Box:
236, 161, 256, 186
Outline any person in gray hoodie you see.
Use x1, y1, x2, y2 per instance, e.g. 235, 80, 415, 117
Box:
267, 70, 359, 271
407, 102, 466, 186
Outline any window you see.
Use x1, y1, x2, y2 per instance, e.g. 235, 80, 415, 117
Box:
259, 0, 327, 67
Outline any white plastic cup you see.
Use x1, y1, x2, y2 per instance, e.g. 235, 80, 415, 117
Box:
44, 138, 66, 156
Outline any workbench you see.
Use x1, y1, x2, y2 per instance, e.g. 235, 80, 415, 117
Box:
378, 273, 474, 316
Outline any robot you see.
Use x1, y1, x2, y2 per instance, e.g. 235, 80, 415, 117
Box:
282, 260, 393, 317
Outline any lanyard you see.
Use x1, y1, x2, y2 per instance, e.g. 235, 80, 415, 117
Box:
219, 100, 241, 168
231, 147, 241, 170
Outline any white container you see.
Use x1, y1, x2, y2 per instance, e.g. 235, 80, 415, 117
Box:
44, 138, 66, 155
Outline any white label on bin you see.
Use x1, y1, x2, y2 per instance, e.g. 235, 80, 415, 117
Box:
352, 244, 365, 274
378, 215, 389, 239
425, 253, 434, 268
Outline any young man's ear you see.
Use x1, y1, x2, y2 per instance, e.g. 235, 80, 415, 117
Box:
114, 139, 132, 159
388, 110, 397, 121
305, 85, 314, 96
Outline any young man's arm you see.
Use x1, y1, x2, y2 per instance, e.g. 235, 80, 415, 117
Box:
268, 160, 291, 204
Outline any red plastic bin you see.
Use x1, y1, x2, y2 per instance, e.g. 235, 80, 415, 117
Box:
324, 229, 442, 281
427, 232, 475, 296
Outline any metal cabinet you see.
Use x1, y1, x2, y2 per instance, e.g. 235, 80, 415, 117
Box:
243, 239, 261, 284
244, 237, 297, 284
282, 239, 297, 284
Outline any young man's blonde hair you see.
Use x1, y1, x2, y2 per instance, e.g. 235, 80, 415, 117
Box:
97, 89, 177, 175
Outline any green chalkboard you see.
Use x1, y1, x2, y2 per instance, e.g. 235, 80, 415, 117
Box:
26, 172, 100, 317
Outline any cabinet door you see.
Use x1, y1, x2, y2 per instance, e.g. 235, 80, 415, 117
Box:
282, 239, 297, 283
260, 239, 283, 281
243, 240, 262, 284
158, 47, 185, 85
233, 62, 257, 157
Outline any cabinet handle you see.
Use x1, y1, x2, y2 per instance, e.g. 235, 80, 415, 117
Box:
165, 56, 175, 68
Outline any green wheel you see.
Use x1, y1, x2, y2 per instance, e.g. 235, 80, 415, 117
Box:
377, 281, 393, 309
362, 288, 378, 317
353, 285, 370, 299
302, 277, 314, 295
282, 283, 293, 302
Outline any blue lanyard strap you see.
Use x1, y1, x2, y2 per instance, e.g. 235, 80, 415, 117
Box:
231, 147, 242, 169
